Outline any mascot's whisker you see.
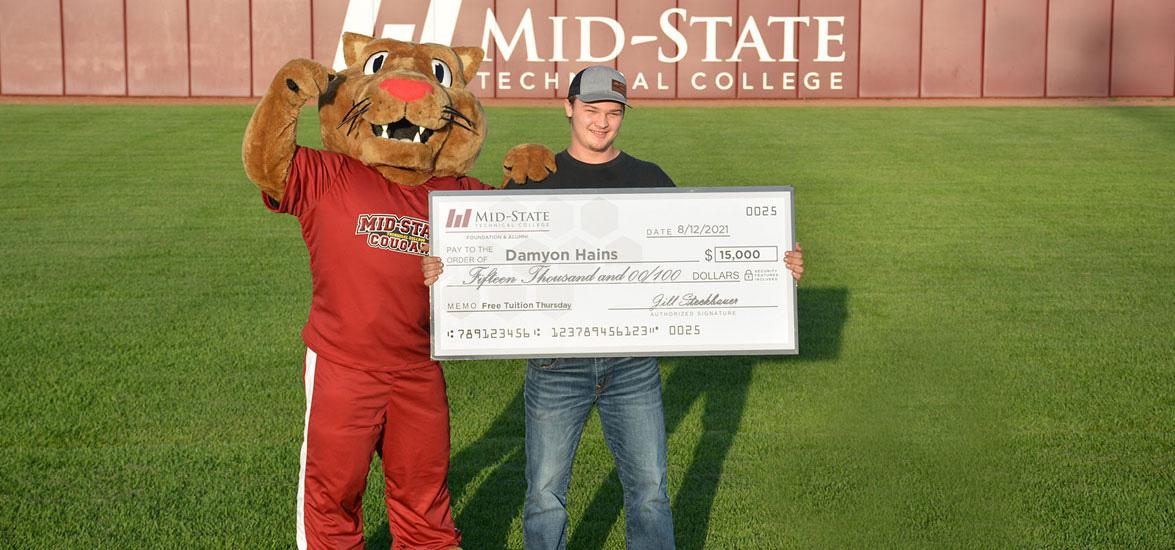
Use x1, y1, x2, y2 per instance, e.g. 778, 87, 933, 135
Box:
341, 102, 371, 137
346, 105, 371, 136
442, 106, 474, 127
336, 102, 359, 130
442, 113, 477, 135
337, 97, 372, 133
442, 116, 476, 134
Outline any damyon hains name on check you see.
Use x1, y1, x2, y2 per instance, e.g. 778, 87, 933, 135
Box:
505, 248, 617, 262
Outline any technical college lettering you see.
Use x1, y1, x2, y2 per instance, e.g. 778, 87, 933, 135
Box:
479, 8, 846, 92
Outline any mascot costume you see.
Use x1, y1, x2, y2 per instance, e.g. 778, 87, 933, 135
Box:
242, 33, 552, 549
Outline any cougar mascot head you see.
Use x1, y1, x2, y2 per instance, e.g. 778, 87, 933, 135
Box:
242, 33, 498, 198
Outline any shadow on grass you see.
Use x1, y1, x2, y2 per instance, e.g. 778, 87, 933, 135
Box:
371, 287, 849, 549
448, 390, 527, 548
570, 287, 849, 549
1104, 105, 1175, 140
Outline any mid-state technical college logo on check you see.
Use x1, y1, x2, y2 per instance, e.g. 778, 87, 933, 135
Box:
429, 187, 797, 359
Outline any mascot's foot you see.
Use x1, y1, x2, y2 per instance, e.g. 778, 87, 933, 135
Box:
502, 143, 557, 185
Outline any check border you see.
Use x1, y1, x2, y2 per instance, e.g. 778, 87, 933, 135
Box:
429, 186, 797, 359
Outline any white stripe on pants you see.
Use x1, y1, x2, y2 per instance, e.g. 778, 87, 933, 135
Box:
296, 348, 318, 550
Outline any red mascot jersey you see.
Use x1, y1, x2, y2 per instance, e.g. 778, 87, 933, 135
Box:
265, 147, 489, 370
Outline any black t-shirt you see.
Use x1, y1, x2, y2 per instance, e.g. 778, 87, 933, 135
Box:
505, 150, 676, 189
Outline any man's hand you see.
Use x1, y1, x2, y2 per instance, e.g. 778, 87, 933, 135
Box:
784, 242, 804, 282
422, 254, 445, 287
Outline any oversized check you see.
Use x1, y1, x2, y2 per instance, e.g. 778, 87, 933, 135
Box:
429, 187, 796, 359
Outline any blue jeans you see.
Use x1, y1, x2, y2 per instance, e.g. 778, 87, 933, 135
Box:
523, 356, 675, 550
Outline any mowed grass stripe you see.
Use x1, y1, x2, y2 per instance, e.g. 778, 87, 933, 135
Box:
0, 104, 1171, 548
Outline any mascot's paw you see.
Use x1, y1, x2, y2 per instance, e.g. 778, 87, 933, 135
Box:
502, 144, 557, 185
275, 58, 332, 105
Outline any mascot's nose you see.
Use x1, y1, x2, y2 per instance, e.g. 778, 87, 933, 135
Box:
380, 78, 432, 101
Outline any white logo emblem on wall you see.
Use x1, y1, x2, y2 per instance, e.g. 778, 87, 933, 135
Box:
336, 0, 847, 93
334, 0, 464, 70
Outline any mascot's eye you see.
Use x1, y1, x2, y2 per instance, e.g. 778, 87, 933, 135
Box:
364, 52, 389, 75
432, 59, 453, 87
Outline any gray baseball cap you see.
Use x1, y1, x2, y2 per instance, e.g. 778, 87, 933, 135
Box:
567, 66, 629, 106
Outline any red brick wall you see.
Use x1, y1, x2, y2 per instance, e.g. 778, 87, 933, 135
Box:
1, 0, 1171, 98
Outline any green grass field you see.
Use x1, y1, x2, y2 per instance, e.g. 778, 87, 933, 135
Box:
1, 103, 1172, 548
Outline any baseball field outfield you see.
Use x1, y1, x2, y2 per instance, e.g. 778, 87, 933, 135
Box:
1, 103, 1172, 548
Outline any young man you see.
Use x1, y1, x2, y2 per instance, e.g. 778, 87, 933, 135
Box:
507, 66, 678, 550
424, 66, 804, 549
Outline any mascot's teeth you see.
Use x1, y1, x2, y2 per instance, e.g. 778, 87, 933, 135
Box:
368, 123, 397, 139
369, 121, 434, 144
415, 128, 435, 144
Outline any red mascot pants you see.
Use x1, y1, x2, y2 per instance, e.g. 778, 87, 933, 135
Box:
297, 349, 460, 550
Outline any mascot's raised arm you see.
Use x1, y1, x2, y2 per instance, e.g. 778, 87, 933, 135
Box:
240, 33, 551, 550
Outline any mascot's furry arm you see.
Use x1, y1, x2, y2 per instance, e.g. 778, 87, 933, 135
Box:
242, 59, 331, 203
502, 143, 557, 185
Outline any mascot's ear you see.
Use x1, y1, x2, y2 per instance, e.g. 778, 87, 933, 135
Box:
452, 47, 484, 85
342, 32, 374, 68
